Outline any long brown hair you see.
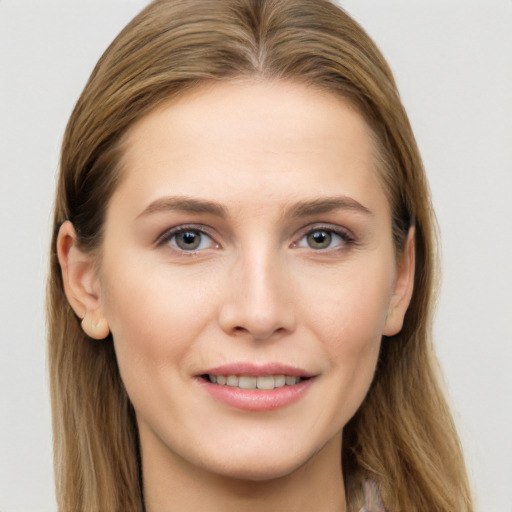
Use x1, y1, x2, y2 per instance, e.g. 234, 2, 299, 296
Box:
48, 0, 474, 510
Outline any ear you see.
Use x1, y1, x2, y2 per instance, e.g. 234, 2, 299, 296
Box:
56, 221, 110, 340
382, 226, 415, 336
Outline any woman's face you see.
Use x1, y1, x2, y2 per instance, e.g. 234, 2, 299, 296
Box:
93, 80, 412, 481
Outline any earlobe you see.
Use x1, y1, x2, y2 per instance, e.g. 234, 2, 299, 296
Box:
57, 221, 110, 340
81, 314, 111, 340
382, 227, 415, 336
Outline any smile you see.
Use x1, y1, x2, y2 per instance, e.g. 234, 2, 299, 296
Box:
198, 364, 315, 411
206, 374, 305, 389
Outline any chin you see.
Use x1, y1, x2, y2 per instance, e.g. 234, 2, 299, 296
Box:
199, 447, 313, 482
217, 461, 303, 482
216, 437, 339, 484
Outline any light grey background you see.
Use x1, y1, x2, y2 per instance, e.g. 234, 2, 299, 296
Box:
1, 1, 511, 510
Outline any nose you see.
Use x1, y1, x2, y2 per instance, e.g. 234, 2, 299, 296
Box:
218, 250, 297, 341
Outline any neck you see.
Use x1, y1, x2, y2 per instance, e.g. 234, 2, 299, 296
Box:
141, 433, 346, 512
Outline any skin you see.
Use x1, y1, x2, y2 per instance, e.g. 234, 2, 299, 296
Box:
58, 80, 414, 512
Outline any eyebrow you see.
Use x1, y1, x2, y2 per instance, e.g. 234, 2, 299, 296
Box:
288, 196, 373, 218
137, 196, 228, 219
137, 195, 372, 220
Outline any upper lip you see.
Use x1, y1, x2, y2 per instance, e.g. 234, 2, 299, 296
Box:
200, 362, 315, 378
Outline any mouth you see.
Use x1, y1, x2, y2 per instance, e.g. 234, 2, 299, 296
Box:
200, 374, 309, 390
197, 363, 315, 411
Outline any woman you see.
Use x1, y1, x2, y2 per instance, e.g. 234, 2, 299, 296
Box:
47, 0, 474, 510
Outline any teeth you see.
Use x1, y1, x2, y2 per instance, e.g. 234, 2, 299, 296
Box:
208, 374, 302, 389
226, 375, 238, 386
256, 376, 275, 390
274, 375, 286, 388
238, 376, 257, 389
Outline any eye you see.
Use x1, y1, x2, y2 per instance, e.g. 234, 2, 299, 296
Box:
158, 227, 217, 252
295, 226, 354, 250
306, 230, 334, 249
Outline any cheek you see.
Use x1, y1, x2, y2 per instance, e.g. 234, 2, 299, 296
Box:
299, 258, 394, 415
305, 258, 393, 349
99, 258, 219, 400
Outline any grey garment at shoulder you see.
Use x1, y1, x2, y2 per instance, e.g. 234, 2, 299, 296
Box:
360, 479, 386, 512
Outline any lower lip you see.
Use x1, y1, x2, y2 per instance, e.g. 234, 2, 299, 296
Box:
198, 378, 314, 412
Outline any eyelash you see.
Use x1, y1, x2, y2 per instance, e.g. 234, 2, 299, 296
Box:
294, 224, 356, 251
155, 224, 356, 254
155, 225, 218, 252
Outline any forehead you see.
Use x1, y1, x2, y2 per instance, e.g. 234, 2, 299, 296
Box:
113, 79, 388, 218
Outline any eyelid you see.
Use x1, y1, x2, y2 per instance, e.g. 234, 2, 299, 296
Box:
292, 223, 356, 248
154, 222, 354, 252
155, 224, 220, 249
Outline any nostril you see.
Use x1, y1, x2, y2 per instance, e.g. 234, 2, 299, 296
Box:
218, 301, 296, 340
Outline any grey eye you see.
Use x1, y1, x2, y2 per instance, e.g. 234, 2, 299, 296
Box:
306, 230, 333, 249
294, 226, 353, 251
169, 230, 214, 251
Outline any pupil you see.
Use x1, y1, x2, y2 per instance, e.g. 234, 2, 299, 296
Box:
178, 231, 200, 249
308, 230, 331, 249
